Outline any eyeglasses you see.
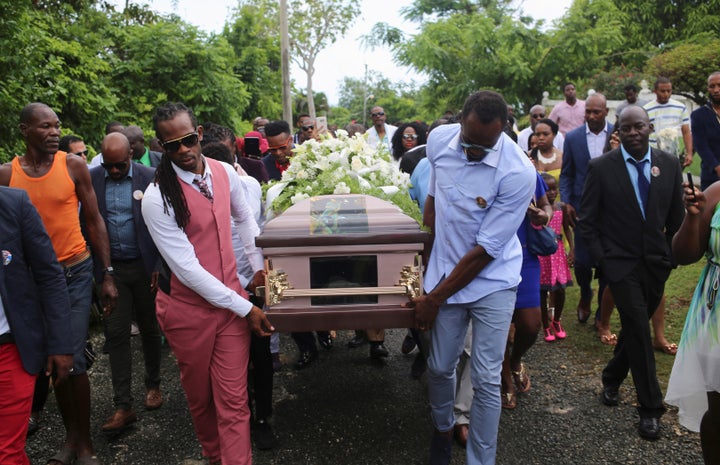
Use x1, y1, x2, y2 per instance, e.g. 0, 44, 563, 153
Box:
101, 161, 129, 171
402, 134, 419, 140
301, 125, 315, 131
371, 112, 385, 117
268, 137, 292, 152
161, 132, 199, 153
531, 113, 546, 119
71, 150, 89, 157
459, 136, 493, 161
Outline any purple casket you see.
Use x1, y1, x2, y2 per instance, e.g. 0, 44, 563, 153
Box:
256, 194, 430, 332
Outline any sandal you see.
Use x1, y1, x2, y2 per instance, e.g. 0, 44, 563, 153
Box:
501, 389, 517, 409
512, 363, 531, 393
599, 332, 617, 346
47, 446, 76, 465
543, 327, 555, 342
654, 343, 678, 355
551, 320, 566, 339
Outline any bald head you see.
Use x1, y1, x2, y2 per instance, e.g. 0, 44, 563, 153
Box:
529, 105, 547, 128
122, 125, 146, 159
584, 93, 608, 134
101, 132, 132, 180
618, 105, 651, 158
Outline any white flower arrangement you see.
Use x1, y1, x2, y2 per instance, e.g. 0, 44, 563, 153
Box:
263, 130, 421, 223
656, 126, 681, 156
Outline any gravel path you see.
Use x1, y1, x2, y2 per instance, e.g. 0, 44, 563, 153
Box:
26, 327, 702, 464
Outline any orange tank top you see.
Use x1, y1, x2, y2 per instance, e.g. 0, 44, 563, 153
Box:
10, 151, 87, 262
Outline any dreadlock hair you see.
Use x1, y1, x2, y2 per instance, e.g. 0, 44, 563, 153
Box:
202, 122, 236, 149
152, 102, 198, 230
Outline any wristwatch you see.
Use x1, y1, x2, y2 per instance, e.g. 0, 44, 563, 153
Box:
103, 266, 115, 276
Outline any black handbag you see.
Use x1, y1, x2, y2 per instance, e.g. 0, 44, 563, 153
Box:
526, 222, 558, 256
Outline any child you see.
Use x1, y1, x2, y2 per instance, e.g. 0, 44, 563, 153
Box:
538, 172, 574, 342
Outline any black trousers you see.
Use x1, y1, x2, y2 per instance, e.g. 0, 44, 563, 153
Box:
248, 295, 273, 420
602, 262, 667, 419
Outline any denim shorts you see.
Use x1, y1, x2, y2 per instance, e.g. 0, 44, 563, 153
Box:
64, 257, 94, 374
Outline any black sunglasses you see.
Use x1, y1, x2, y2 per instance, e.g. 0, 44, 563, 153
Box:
402, 134, 419, 140
161, 132, 199, 153
71, 149, 89, 157
371, 112, 385, 117
301, 125, 315, 131
531, 113, 546, 119
101, 161, 129, 171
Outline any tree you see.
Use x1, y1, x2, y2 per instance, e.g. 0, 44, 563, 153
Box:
288, 0, 360, 118
108, 19, 250, 132
645, 37, 720, 105
223, 0, 283, 121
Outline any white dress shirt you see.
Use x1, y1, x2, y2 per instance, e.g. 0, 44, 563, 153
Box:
142, 157, 262, 317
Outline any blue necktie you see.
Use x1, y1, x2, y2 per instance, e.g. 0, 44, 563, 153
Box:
630, 158, 649, 211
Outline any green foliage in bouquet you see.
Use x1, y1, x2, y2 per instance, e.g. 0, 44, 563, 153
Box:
263, 131, 422, 225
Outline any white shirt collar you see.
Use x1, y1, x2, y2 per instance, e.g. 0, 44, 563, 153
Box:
171, 155, 212, 185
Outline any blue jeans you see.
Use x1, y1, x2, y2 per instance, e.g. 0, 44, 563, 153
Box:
64, 257, 94, 374
427, 289, 516, 465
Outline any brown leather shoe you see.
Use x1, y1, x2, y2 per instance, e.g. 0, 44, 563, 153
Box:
144, 387, 163, 410
101, 409, 137, 432
454, 423, 469, 448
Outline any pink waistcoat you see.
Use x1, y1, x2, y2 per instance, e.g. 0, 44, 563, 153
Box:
164, 158, 248, 307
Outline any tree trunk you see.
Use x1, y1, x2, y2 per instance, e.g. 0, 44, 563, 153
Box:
306, 57, 316, 118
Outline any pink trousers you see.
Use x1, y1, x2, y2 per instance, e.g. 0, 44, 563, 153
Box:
0, 344, 35, 465
156, 294, 252, 465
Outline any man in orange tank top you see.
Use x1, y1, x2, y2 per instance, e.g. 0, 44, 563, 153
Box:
0, 103, 118, 465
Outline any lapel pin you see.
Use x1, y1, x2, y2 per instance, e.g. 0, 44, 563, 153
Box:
651, 166, 660, 177
133, 190, 144, 200
2, 250, 12, 266
476, 197, 487, 208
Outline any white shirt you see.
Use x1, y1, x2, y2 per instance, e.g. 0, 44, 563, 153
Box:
233, 174, 263, 287
586, 122, 609, 159
366, 124, 397, 149
0, 298, 9, 335
142, 157, 263, 317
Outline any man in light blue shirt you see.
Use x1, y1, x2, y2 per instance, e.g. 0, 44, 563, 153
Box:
412, 91, 535, 465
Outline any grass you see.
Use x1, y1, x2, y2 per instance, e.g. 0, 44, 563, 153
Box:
559, 259, 705, 388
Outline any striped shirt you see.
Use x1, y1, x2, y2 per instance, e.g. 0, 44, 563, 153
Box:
643, 98, 689, 151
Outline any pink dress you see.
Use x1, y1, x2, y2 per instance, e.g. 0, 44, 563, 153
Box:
539, 209, 573, 291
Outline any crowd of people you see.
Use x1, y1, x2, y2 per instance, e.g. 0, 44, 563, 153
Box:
0, 71, 719, 465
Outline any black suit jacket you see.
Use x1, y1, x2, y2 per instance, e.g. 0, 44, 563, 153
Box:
262, 154, 283, 181
148, 150, 163, 168
0, 186, 73, 374
577, 147, 685, 283
88, 163, 159, 280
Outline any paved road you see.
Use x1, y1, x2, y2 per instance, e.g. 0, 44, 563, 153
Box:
27, 327, 702, 464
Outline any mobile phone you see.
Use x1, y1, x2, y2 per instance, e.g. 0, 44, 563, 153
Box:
686, 172, 697, 201
244, 137, 261, 159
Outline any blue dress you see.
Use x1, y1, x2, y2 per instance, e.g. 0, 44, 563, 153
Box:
665, 203, 720, 432
515, 173, 547, 309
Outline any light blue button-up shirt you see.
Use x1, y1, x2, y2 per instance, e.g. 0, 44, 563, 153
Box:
105, 163, 140, 259
621, 144, 652, 218
424, 123, 536, 304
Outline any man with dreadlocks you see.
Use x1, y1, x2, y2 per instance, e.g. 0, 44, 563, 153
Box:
141, 102, 274, 465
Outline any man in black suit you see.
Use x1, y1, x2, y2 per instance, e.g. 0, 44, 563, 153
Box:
88, 132, 163, 432
578, 105, 685, 440
0, 186, 73, 463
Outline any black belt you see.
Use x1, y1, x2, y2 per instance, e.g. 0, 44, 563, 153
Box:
0, 332, 15, 345
112, 257, 142, 264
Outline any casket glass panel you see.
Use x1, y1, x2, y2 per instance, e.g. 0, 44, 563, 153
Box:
309, 255, 378, 306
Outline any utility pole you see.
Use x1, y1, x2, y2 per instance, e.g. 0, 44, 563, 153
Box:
280, 0, 293, 127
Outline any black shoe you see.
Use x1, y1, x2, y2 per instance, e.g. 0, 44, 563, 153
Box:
369, 342, 389, 359
318, 333, 333, 350
601, 386, 619, 406
429, 429, 452, 465
294, 351, 317, 370
27, 414, 40, 436
401, 333, 417, 354
254, 419, 278, 450
410, 352, 426, 380
638, 417, 661, 440
347, 334, 367, 348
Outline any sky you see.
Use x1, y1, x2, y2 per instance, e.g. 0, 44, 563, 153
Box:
110, 0, 573, 105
